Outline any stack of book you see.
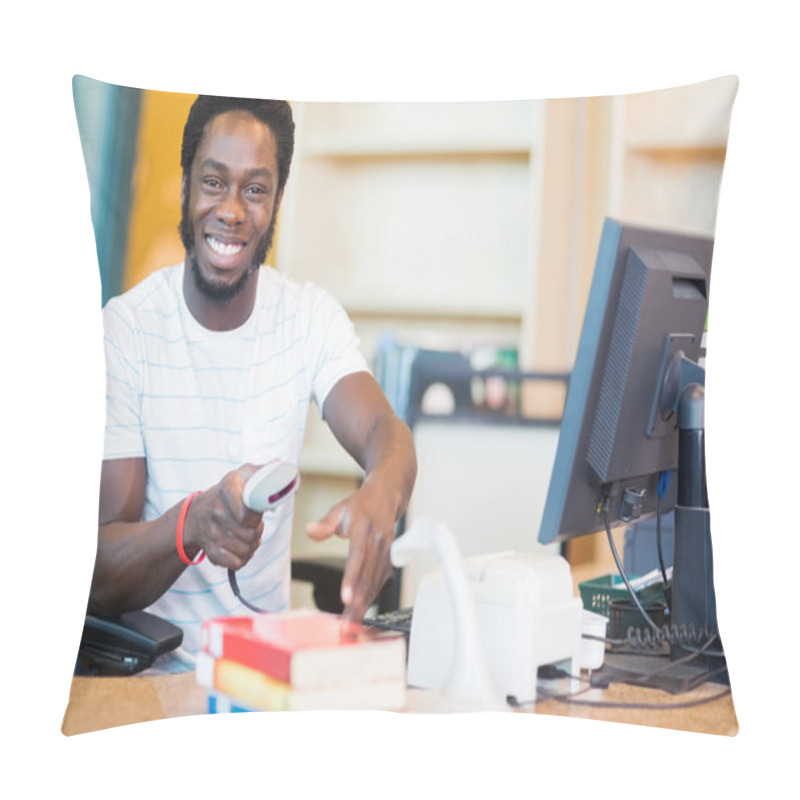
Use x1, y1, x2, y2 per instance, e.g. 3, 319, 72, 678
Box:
197, 609, 407, 712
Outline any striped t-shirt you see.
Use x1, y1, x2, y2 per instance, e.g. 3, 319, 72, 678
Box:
102, 263, 369, 672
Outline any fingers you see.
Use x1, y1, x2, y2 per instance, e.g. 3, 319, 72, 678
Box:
340, 521, 393, 623
308, 489, 396, 621
222, 467, 266, 528
189, 467, 267, 570
306, 502, 347, 541
205, 520, 264, 570
199, 513, 264, 571
341, 553, 392, 623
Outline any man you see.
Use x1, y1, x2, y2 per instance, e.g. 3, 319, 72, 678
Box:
90, 94, 417, 672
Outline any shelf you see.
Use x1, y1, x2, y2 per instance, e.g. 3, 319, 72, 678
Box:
301, 143, 533, 160
341, 298, 525, 322
296, 100, 539, 160
624, 142, 728, 161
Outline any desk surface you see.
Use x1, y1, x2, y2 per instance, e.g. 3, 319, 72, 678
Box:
62, 669, 738, 737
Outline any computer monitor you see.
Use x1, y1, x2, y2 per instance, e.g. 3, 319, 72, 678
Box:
539, 218, 723, 666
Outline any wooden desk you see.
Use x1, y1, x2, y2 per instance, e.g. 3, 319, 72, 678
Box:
62, 671, 207, 736
62, 669, 737, 737
516, 678, 737, 736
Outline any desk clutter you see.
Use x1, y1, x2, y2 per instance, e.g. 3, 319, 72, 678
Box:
196, 610, 407, 712
195, 520, 723, 715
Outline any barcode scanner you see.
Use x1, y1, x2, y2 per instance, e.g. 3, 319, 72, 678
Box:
228, 460, 300, 613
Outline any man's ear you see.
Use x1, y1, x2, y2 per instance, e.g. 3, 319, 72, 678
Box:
180, 173, 187, 205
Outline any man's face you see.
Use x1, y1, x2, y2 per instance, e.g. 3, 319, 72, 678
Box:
180, 110, 281, 301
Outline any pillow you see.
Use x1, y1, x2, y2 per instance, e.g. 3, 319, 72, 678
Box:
63, 75, 738, 735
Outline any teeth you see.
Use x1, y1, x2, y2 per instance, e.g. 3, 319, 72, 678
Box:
206, 236, 244, 256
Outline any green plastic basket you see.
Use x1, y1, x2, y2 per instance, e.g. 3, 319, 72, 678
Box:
578, 574, 666, 618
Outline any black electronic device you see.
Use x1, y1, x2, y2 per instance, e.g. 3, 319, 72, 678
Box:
538, 218, 725, 677
363, 606, 414, 635
76, 610, 184, 676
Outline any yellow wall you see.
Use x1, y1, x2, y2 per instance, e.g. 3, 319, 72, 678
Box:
123, 88, 194, 291
123, 89, 282, 291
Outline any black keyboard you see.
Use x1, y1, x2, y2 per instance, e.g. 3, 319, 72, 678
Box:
363, 607, 413, 634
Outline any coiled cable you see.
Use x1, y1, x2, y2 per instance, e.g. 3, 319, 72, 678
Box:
623, 622, 725, 658
602, 491, 722, 657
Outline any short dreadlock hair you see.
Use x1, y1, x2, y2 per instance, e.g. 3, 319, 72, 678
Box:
180, 94, 295, 195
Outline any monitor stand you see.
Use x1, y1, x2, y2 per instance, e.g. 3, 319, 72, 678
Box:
670, 382, 728, 683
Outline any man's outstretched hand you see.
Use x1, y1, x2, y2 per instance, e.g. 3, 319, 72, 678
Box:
306, 478, 399, 621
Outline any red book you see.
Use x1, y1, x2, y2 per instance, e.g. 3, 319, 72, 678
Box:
201, 610, 406, 690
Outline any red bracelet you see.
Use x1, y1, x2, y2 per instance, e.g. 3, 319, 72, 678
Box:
176, 491, 204, 566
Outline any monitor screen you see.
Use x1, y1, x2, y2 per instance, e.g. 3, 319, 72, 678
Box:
539, 218, 713, 546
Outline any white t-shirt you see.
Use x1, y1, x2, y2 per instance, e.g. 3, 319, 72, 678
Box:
102, 263, 369, 671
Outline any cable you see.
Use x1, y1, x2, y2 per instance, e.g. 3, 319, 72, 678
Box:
505, 669, 594, 708
508, 658, 732, 711
518, 685, 732, 712
585, 622, 725, 659
622, 624, 724, 658
603, 498, 661, 633
581, 633, 724, 681
633, 635, 724, 683
602, 497, 725, 663
228, 568, 268, 614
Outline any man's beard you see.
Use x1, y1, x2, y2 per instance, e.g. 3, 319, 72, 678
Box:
179, 200, 276, 302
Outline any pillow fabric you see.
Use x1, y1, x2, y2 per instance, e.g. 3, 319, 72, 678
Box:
63, 75, 738, 735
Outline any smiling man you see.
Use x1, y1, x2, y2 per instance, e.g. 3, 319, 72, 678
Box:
91, 95, 417, 672
179, 106, 284, 323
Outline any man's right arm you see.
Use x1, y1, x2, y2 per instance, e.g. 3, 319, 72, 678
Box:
90, 458, 266, 616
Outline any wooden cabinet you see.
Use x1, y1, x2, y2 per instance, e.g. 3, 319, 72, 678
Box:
278, 100, 544, 358
609, 77, 736, 236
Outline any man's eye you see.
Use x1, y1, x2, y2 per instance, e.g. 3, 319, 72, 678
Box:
203, 178, 223, 191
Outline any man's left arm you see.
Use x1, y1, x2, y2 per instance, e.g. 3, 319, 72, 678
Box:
306, 372, 417, 621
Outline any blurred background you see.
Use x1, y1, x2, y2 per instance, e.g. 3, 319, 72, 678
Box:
73, 75, 737, 607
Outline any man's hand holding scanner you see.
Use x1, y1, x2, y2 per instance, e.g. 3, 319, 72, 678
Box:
92, 461, 267, 616
178, 465, 266, 571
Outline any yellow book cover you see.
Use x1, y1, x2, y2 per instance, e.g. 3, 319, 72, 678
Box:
210, 656, 407, 712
